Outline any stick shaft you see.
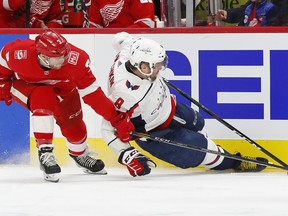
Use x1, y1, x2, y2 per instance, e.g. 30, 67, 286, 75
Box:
132, 131, 288, 171
164, 78, 288, 167
25, 0, 30, 28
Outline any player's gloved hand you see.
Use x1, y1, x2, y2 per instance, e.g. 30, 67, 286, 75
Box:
110, 112, 134, 142
0, 77, 12, 106
30, 16, 46, 28
119, 147, 156, 177
112, 32, 133, 52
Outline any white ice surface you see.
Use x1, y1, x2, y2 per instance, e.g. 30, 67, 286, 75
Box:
0, 166, 287, 216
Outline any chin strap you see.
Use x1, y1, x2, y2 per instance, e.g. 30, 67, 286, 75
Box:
38, 55, 51, 69
137, 66, 153, 77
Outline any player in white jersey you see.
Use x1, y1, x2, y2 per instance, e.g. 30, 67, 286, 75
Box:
101, 32, 268, 177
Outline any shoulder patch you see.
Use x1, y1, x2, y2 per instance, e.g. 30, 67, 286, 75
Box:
117, 61, 122, 67
14, 50, 27, 60
68, 51, 79, 65
126, 80, 140, 90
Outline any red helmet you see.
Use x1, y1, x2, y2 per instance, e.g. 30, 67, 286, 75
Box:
35, 29, 71, 59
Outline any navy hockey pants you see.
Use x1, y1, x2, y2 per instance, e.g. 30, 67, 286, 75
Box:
136, 102, 208, 168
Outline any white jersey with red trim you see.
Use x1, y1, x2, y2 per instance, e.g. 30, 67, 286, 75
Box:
108, 59, 172, 132
101, 44, 173, 154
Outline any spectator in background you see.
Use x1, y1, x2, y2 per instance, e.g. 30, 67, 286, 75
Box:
215, 1, 249, 25
215, 0, 279, 26
60, 0, 91, 28
86, 0, 155, 28
0, 0, 63, 28
273, 0, 288, 25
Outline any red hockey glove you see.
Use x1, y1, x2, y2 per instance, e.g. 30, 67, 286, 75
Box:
118, 147, 156, 177
110, 112, 134, 142
30, 16, 45, 28
0, 78, 12, 106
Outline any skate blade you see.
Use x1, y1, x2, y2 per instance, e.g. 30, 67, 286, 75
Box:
83, 168, 108, 175
43, 173, 60, 183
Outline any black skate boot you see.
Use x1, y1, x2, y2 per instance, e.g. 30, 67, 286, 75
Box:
233, 152, 268, 172
38, 144, 61, 182
70, 149, 107, 174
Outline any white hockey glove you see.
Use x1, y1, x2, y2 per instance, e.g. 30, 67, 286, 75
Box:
118, 147, 156, 177
112, 32, 131, 52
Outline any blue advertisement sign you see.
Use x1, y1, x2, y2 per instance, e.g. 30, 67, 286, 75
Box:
0, 34, 30, 164
167, 49, 288, 121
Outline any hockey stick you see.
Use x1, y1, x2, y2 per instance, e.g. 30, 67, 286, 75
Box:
25, 0, 30, 28
132, 131, 288, 171
163, 78, 288, 168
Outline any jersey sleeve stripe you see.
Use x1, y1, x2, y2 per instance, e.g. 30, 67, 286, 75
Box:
78, 80, 100, 97
0, 50, 10, 69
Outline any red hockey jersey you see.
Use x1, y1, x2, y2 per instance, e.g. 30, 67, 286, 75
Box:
60, 0, 91, 27
87, 0, 155, 28
0, 0, 63, 28
0, 39, 117, 120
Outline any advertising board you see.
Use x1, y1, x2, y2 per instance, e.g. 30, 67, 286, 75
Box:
1, 31, 288, 165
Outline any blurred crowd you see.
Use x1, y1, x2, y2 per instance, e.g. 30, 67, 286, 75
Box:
0, 0, 287, 28
214, 0, 288, 26
0, 0, 155, 28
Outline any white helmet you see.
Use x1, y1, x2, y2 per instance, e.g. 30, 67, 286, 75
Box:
129, 37, 167, 76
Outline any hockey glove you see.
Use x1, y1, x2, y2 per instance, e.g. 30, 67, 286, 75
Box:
0, 76, 12, 106
119, 147, 156, 177
30, 16, 46, 28
110, 112, 134, 142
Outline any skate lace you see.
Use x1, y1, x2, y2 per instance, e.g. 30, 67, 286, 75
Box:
40, 152, 57, 166
240, 156, 257, 170
76, 150, 98, 168
77, 156, 96, 168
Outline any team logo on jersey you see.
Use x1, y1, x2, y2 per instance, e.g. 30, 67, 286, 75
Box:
14, 50, 27, 60
100, 0, 124, 27
30, 0, 52, 14
68, 51, 79, 65
126, 80, 139, 90
34, 80, 62, 85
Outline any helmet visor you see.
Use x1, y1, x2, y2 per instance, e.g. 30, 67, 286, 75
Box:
153, 55, 168, 71
161, 55, 169, 71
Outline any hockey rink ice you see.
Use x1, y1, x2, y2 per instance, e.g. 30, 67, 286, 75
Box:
0, 166, 287, 216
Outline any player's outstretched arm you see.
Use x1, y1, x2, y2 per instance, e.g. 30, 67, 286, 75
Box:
110, 112, 134, 142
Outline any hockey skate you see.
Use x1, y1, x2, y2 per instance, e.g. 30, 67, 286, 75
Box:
38, 145, 61, 182
233, 152, 268, 172
70, 149, 107, 174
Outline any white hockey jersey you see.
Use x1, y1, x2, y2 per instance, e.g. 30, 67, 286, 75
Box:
102, 40, 175, 154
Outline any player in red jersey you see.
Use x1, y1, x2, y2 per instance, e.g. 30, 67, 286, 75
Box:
0, 29, 134, 182
87, 0, 155, 28
0, 0, 63, 28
